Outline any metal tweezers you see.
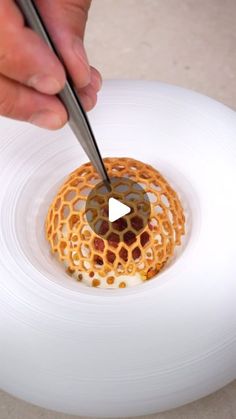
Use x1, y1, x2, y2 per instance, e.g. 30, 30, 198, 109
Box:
15, 0, 111, 186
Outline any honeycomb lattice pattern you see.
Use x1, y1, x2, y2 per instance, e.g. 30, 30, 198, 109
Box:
46, 157, 185, 288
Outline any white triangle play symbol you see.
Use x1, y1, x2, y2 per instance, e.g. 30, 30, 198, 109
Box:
108, 197, 131, 223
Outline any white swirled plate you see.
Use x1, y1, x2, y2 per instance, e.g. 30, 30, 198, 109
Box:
0, 81, 235, 417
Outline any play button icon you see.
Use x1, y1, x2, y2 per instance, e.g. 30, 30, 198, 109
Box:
108, 197, 131, 222
85, 176, 151, 241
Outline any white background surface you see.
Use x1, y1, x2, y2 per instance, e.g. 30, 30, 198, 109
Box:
0, 0, 235, 418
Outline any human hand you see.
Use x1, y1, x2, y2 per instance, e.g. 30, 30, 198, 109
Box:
0, 0, 101, 129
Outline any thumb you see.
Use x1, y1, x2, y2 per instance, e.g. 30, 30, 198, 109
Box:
36, 0, 92, 89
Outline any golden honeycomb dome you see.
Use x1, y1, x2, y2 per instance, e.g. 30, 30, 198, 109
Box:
46, 157, 185, 288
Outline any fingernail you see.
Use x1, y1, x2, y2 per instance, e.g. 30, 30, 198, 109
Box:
91, 72, 102, 91
30, 110, 64, 129
28, 74, 62, 94
81, 94, 94, 112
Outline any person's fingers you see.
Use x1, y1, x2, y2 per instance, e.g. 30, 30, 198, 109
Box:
0, 1, 66, 95
0, 74, 67, 129
36, 0, 93, 89
76, 65, 102, 111
90, 66, 102, 92
36, 0, 91, 40
54, 34, 91, 89
0, 0, 100, 129
78, 84, 98, 112
0, 28, 66, 95
0, 0, 24, 29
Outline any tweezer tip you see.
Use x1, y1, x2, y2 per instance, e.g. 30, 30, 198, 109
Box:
103, 178, 112, 193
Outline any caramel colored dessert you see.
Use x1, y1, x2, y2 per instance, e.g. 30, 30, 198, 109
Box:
46, 158, 185, 288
